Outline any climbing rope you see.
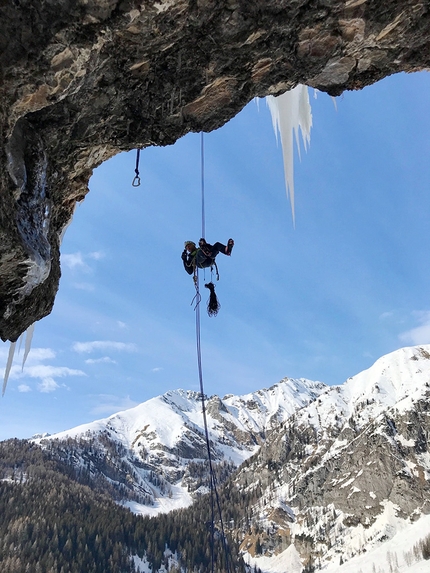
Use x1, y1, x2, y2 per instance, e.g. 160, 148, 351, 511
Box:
201, 131, 205, 238
193, 132, 232, 573
195, 285, 232, 573
132, 148, 141, 187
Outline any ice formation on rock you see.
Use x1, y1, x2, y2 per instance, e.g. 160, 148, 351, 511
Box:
267, 85, 312, 225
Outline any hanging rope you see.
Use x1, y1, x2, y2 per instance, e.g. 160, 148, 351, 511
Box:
132, 148, 141, 187
193, 132, 232, 573
195, 283, 215, 572
201, 132, 205, 238
195, 276, 232, 573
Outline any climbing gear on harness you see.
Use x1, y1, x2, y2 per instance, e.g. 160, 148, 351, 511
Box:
211, 260, 219, 282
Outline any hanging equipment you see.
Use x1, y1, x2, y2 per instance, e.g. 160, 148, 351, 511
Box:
132, 148, 141, 187
205, 282, 220, 317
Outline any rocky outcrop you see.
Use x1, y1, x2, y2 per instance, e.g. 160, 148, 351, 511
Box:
1, 0, 430, 340
234, 346, 430, 567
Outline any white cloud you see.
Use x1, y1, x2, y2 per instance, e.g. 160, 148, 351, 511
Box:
38, 377, 61, 393
85, 356, 117, 365
61, 251, 105, 273
379, 311, 394, 320
73, 282, 95, 292
117, 321, 126, 329
399, 311, 430, 345
18, 384, 31, 393
23, 347, 56, 361
72, 340, 138, 354
23, 365, 86, 379
152, 367, 163, 372
90, 394, 139, 416
61, 252, 86, 269
2, 351, 86, 394
88, 251, 105, 260
0, 346, 56, 363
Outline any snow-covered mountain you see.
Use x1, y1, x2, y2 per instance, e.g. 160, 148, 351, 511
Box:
35, 377, 325, 515
33, 345, 430, 572
236, 345, 430, 572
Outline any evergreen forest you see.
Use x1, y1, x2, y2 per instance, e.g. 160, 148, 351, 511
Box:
0, 439, 263, 573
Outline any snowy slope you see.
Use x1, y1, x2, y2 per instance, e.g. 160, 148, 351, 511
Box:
301, 345, 430, 432
246, 512, 430, 573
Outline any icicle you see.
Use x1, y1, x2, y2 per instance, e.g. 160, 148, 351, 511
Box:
266, 84, 312, 226
17, 332, 25, 355
3, 341, 16, 396
22, 323, 35, 371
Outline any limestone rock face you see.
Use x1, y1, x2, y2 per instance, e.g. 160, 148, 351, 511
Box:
1, 0, 430, 340
234, 346, 430, 566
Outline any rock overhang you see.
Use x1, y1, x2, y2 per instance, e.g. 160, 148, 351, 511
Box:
1, 0, 429, 341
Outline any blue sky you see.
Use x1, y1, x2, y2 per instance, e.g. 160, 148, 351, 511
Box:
1, 71, 430, 440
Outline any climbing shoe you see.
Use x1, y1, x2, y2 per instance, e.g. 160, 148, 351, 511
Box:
226, 239, 234, 255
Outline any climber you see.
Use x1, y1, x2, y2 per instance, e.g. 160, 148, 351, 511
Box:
182, 238, 234, 276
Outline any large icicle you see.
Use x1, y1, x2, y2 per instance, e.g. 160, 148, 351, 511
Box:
3, 341, 16, 396
266, 84, 312, 225
22, 323, 35, 370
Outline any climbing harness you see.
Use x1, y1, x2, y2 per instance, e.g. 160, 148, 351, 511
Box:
193, 132, 233, 573
132, 148, 141, 187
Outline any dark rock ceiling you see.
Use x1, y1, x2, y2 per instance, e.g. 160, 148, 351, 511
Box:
1, 0, 429, 341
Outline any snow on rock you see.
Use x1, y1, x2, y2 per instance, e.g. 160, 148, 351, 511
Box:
294, 344, 430, 440
245, 543, 304, 573
43, 377, 325, 458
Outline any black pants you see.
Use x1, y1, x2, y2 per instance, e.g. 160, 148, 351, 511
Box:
195, 242, 226, 268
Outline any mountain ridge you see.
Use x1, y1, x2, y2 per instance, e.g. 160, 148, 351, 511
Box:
35, 376, 326, 514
